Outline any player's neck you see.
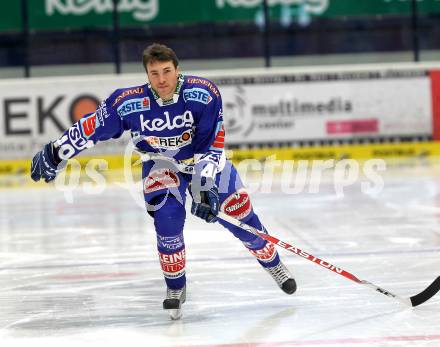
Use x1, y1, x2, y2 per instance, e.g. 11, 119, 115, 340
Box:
161, 92, 174, 101
149, 74, 184, 104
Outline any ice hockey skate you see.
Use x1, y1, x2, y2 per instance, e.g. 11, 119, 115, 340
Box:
163, 285, 186, 320
265, 261, 297, 294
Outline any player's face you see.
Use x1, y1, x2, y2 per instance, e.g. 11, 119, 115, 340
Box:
146, 60, 179, 100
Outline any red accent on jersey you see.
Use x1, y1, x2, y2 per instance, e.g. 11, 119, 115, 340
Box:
212, 124, 225, 149
144, 169, 180, 194
82, 114, 97, 137
142, 97, 150, 108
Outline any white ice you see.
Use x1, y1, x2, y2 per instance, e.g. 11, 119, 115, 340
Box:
0, 159, 439, 347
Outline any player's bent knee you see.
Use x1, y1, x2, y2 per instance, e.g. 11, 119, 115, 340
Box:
153, 195, 186, 238
219, 213, 266, 246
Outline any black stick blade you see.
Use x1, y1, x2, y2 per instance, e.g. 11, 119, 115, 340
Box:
410, 276, 440, 307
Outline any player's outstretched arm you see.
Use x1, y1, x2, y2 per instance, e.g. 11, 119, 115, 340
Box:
30, 96, 123, 184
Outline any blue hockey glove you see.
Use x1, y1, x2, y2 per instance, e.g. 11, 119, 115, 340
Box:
30, 142, 63, 183
191, 160, 219, 223
191, 179, 219, 223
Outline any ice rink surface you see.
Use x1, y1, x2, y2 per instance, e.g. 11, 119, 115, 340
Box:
1, 159, 440, 347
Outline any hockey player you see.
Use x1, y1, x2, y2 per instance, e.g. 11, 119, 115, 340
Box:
30, 43, 296, 320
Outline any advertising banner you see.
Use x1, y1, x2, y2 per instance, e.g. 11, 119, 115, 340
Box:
217, 71, 433, 145
0, 67, 435, 159
2, 0, 440, 32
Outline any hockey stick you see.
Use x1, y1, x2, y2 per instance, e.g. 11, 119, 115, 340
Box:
217, 212, 440, 307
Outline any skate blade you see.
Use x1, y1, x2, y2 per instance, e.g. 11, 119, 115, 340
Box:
169, 308, 182, 320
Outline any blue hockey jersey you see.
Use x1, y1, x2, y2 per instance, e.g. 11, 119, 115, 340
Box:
54, 74, 226, 171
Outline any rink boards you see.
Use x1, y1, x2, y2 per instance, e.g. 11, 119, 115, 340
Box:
2, 141, 440, 188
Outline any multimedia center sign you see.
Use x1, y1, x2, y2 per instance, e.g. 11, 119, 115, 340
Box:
215, 70, 433, 145
1, 0, 440, 32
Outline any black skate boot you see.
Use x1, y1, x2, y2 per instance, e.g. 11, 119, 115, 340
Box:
163, 285, 186, 320
265, 262, 297, 294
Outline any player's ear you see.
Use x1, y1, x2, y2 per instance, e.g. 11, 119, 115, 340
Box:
176, 66, 180, 76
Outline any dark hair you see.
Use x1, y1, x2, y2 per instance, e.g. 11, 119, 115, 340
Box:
142, 43, 179, 72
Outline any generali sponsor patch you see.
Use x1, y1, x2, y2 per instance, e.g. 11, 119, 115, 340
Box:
221, 189, 252, 220
144, 169, 180, 194
112, 87, 144, 107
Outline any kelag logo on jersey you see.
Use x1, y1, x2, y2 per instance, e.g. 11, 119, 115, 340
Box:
117, 97, 150, 117
183, 88, 212, 105
140, 111, 194, 132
